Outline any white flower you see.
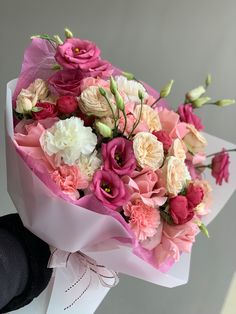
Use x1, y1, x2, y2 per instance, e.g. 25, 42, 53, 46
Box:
115, 76, 148, 103
134, 104, 162, 132
133, 132, 164, 170
76, 150, 102, 181
40, 117, 97, 165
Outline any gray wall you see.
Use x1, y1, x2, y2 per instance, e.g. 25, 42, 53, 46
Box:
0, 1, 236, 313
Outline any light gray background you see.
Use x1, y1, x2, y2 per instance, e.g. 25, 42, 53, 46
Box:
0, 1, 236, 313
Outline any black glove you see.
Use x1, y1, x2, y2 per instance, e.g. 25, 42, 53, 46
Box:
0, 214, 52, 313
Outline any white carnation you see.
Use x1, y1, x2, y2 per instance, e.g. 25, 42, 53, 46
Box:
115, 76, 149, 103
76, 150, 102, 181
40, 117, 97, 165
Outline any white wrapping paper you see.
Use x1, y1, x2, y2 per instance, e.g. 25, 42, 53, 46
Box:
6, 79, 236, 313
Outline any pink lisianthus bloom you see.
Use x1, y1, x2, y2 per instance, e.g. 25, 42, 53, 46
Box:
55, 38, 101, 71
178, 103, 204, 131
102, 137, 136, 176
124, 199, 161, 241
211, 149, 230, 185
91, 169, 130, 210
51, 164, 88, 200
48, 69, 84, 96
33, 102, 58, 120
82, 59, 113, 79
185, 152, 206, 180
80, 77, 109, 92
122, 168, 167, 208
154, 221, 198, 269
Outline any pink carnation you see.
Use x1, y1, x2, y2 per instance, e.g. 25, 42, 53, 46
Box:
80, 77, 109, 92
124, 199, 161, 241
51, 164, 88, 200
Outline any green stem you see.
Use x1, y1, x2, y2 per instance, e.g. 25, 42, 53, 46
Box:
128, 98, 143, 139
195, 164, 212, 169
122, 110, 127, 135
206, 148, 236, 158
104, 94, 117, 131
151, 96, 161, 108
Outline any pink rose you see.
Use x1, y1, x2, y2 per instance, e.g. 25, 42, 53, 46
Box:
124, 199, 161, 241
55, 38, 101, 71
211, 149, 230, 185
178, 104, 204, 131
57, 96, 78, 114
91, 169, 130, 210
169, 195, 194, 225
122, 168, 166, 207
48, 69, 84, 96
33, 102, 58, 120
152, 130, 173, 152
102, 137, 136, 176
186, 183, 204, 208
51, 164, 88, 200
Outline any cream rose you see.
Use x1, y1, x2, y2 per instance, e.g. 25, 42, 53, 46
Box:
133, 132, 164, 170
134, 104, 162, 132
79, 86, 116, 117
183, 124, 207, 154
162, 156, 191, 195
169, 138, 186, 161
115, 75, 149, 103
15, 79, 49, 113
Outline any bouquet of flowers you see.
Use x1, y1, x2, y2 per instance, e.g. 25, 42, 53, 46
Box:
5, 28, 236, 313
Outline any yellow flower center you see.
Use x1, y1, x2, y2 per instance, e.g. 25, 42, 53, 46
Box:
101, 182, 112, 194
115, 153, 122, 165
74, 47, 80, 54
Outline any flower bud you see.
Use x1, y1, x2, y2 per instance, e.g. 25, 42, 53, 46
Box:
197, 221, 210, 238
64, 28, 73, 38
138, 90, 144, 101
160, 80, 174, 98
186, 86, 206, 102
115, 91, 124, 110
192, 96, 211, 108
215, 99, 235, 107
53, 35, 63, 45
122, 71, 135, 80
205, 74, 212, 87
110, 76, 117, 95
99, 87, 107, 97
96, 121, 112, 138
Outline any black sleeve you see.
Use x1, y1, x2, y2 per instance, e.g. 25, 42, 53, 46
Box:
0, 214, 52, 313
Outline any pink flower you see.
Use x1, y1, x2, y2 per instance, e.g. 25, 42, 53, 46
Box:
55, 38, 101, 71
157, 108, 179, 137
152, 130, 173, 152
154, 221, 198, 269
178, 104, 204, 131
80, 77, 109, 92
211, 149, 230, 185
51, 164, 88, 199
91, 169, 130, 210
102, 137, 136, 176
122, 168, 166, 207
57, 96, 78, 114
124, 199, 161, 241
169, 195, 194, 225
186, 183, 204, 208
82, 59, 113, 79
33, 102, 58, 120
48, 69, 84, 96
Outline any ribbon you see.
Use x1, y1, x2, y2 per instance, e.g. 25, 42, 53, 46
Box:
47, 248, 119, 313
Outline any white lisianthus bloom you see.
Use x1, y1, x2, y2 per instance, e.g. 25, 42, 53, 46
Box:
76, 150, 102, 181
115, 76, 148, 103
40, 117, 97, 165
